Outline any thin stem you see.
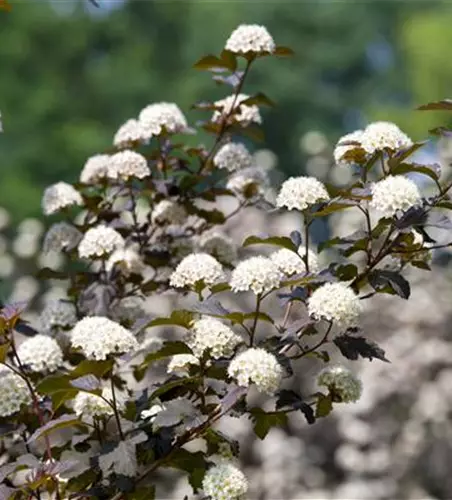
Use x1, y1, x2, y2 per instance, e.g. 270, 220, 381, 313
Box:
249, 294, 262, 347
293, 322, 333, 359
358, 205, 373, 265
110, 378, 125, 441
128, 184, 144, 250
304, 216, 311, 274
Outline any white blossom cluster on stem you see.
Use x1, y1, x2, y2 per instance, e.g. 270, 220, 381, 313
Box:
39, 300, 77, 333
113, 119, 147, 149
202, 462, 249, 500
225, 24, 275, 55
138, 102, 188, 137
170, 253, 225, 290
369, 175, 421, 217
360, 121, 412, 154
276, 176, 330, 211
214, 142, 253, 172
78, 225, 125, 259
270, 247, 319, 276
43, 222, 82, 253
17, 335, 63, 373
0, 367, 32, 417
42, 182, 83, 215
109, 150, 150, 181
317, 365, 362, 403
213, 93, 262, 126
230, 256, 282, 295
80, 154, 111, 184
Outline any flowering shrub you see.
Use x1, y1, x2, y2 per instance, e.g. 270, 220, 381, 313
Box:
1, 23, 452, 500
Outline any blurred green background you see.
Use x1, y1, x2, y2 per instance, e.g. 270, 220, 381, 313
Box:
1, 0, 452, 221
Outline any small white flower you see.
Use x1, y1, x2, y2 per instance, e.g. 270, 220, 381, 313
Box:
214, 142, 253, 172
226, 167, 268, 200
151, 200, 187, 225
186, 318, 242, 359
308, 282, 362, 329
276, 176, 330, 211
317, 365, 362, 403
139, 102, 188, 138
270, 247, 319, 276
202, 462, 248, 500
73, 387, 123, 418
17, 335, 63, 373
225, 24, 275, 55
170, 253, 225, 289
228, 348, 282, 394
78, 225, 125, 259
360, 121, 412, 154
43, 222, 82, 253
42, 182, 83, 216
369, 175, 421, 217
80, 154, 111, 184
213, 93, 262, 126
106, 247, 144, 275
71, 316, 138, 360
198, 231, 237, 264
39, 300, 77, 333
334, 130, 364, 166
230, 256, 282, 295
113, 119, 147, 148
167, 354, 199, 375
0, 367, 32, 417
108, 150, 150, 181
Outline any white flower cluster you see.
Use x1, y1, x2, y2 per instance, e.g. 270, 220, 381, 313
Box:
42, 182, 83, 216
0, 367, 32, 417
360, 121, 412, 154
225, 24, 275, 55
71, 316, 138, 360
308, 282, 362, 329
186, 318, 242, 359
73, 387, 123, 418
109, 150, 150, 181
113, 119, 147, 149
167, 354, 199, 375
151, 200, 187, 225
170, 253, 225, 289
106, 247, 143, 275
198, 231, 237, 264
213, 94, 262, 126
270, 247, 319, 276
214, 142, 253, 172
369, 175, 421, 217
139, 102, 188, 137
43, 222, 82, 253
80, 154, 111, 184
78, 226, 125, 259
40, 300, 77, 333
230, 256, 282, 295
202, 463, 248, 500
228, 348, 282, 394
317, 365, 362, 403
17, 335, 63, 373
276, 176, 330, 211
333, 130, 364, 166
226, 167, 268, 200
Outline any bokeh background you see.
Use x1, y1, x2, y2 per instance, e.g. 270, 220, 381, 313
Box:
2, 1, 452, 499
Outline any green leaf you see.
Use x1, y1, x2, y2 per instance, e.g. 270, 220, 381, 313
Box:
36, 267, 68, 280
27, 415, 85, 443
193, 54, 231, 71
315, 394, 333, 418
275, 390, 315, 425
150, 376, 200, 401
250, 408, 288, 439
70, 359, 114, 378
126, 486, 156, 500
0, 341, 10, 363
165, 449, 208, 491
311, 202, 355, 218
368, 269, 411, 299
209, 282, 231, 295
274, 46, 295, 57
220, 49, 237, 72
418, 99, 452, 111
241, 92, 275, 107
334, 334, 389, 363
146, 311, 194, 329
391, 162, 440, 182
242, 235, 297, 252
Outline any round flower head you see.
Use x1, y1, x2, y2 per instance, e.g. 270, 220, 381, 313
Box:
226, 167, 268, 201
109, 150, 150, 181
78, 225, 125, 259
334, 130, 364, 166
43, 222, 82, 253
198, 231, 237, 264
230, 256, 282, 295
39, 300, 77, 334
317, 365, 362, 403
308, 282, 362, 329
106, 247, 144, 275
270, 247, 319, 276
369, 175, 421, 217
42, 182, 83, 216
167, 354, 199, 375
202, 463, 248, 500
113, 119, 147, 149
186, 318, 242, 359
213, 93, 262, 126
360, 121, 412, 154
170, 253, 225, 290
17, 335, 63, 373
225, 24, 275, 55
73, 387, 124, 419
0, 367, 32, 417
71, 316, 138, 360
80, 154, 111, 184
214, 142, 253, 172
151, 200, 187, 226
228, 348, 282, 394
276, 176, 330, 211
138, 101, 188, 138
